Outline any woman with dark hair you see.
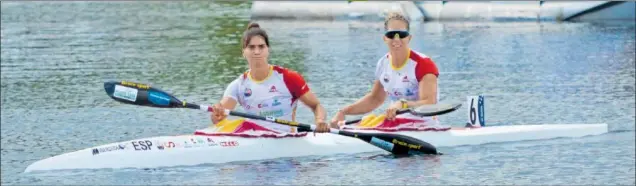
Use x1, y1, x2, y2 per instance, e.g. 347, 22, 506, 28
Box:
210, 23, 330, 133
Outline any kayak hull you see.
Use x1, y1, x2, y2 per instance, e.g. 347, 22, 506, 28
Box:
24, 123, 608, 173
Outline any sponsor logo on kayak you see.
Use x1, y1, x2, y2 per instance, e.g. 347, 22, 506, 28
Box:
183, 140, 193, 148
131, 140, 153, 151
165, 141, 176, 148
207, 138, 218, 146
189, 137, 206, 144
92, 143, 126, 155
157, 141, 176, 150
190, 138, 197, 144
220, 140, 239, 147
182, 137, 218, 148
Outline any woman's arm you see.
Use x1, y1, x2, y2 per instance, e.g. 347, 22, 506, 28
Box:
339, 80, 387, 115
405, 74, 438, 108
298, 91, 327, 123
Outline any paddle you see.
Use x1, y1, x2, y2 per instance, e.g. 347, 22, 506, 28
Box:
342, 102, 462, 125
104, 80, 447, 155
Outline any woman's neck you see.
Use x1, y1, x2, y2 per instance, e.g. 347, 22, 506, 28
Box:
250, 64, 271, 81
390, 48, 410, 68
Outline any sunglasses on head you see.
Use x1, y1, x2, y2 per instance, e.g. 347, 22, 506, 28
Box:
385, 30, 410, 39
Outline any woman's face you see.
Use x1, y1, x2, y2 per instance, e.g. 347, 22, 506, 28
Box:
243, 35, 269, 67
383, 19, 411, 51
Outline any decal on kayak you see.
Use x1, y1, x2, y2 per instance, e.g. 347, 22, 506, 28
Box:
220, 141, 239, 147
131, 140, 153, 151
91, 143, 126, 155
157, 141, 175, 150
171, 136, 221, 149
467, 95, 486, 127
113, 85, 138, 102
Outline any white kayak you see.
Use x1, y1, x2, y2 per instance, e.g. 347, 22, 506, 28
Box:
23, 95, 610, 172
24, 123, 608, 173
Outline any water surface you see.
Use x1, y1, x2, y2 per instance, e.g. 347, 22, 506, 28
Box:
2, 1, 634, 185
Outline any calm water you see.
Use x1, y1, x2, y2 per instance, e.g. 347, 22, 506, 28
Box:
1, 1, 635, 185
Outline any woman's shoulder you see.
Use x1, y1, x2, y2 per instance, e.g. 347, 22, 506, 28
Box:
409, 50, 435, 64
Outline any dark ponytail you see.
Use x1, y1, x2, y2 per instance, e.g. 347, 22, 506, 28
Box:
242, 22, 270, 48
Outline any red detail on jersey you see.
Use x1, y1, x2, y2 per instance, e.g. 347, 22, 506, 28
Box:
269, 85, 277, 92
273, 66, 310, 104
402, 76, 409, 82
410, 50, 439, 82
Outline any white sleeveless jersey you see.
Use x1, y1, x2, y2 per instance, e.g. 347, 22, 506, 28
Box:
223, 65, 310, 132
375, 49, 441, 122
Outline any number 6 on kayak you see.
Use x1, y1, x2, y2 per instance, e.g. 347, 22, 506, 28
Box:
104, 81, 461, 156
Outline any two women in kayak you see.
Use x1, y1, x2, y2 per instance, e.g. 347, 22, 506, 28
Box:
211, 12, 441, 133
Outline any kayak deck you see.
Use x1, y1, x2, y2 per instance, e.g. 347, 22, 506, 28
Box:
24, 123, 608, 173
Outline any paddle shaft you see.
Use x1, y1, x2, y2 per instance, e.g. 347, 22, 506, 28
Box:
184, 102, 348, 135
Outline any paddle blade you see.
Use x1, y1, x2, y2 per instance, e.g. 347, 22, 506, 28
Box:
344, 131, 440, 155
409, 102, 462, 117
104, 81, 183, 108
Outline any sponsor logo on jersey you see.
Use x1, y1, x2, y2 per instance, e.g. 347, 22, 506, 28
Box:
258, 103, 269, 108
244, 88, 252, 97
258, 109, 284, 117
272, 99, 281, 106
406, 89, 415, 96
